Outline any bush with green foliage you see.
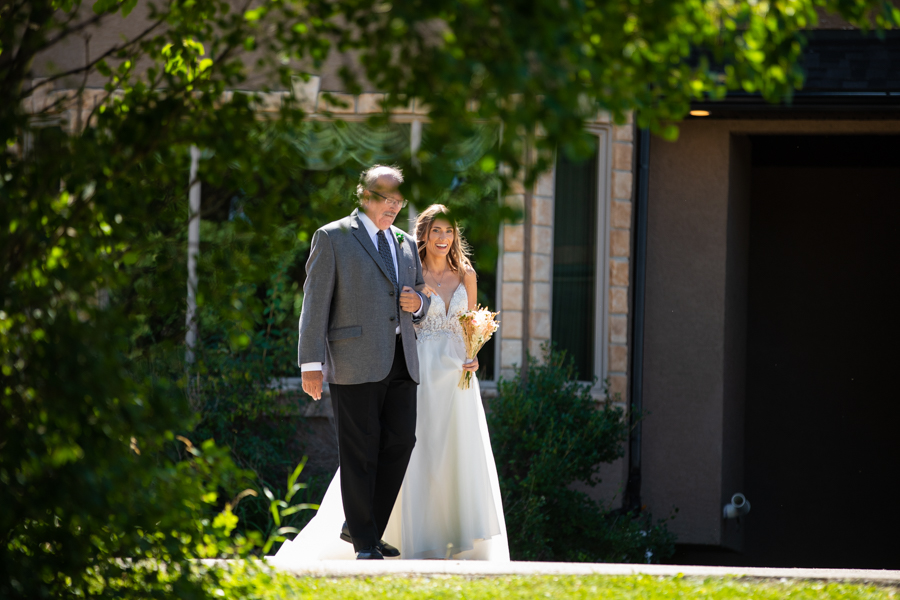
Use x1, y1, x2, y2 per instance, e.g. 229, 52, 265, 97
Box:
136, 259, 320, 550
489, 345, 676, 563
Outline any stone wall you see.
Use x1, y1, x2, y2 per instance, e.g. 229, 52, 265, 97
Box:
608, 115, 635, 402
497, 111, 635, 408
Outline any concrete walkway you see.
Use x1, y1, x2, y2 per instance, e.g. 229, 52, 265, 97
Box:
269, 560, 900, 584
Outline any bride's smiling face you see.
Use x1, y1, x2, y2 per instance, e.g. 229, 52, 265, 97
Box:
426, 218, 455, 259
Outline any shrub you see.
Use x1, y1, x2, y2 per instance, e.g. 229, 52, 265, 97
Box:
133, 246, 328, 553
185, 260, 326, 547
0, 315, 255, 598
0, 122, 325, 597
488, 344, 676, 563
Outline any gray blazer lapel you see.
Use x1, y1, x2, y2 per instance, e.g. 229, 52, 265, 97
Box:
351, 209, 393, 284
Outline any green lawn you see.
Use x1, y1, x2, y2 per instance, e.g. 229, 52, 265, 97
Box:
216, 566, 898, 600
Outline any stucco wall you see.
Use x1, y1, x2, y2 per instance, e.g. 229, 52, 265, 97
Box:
642, 118, 900, 547
644, 122, 733, 545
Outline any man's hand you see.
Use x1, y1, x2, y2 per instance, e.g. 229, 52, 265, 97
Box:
400, 285, 423, 313
302, 370, 324, 401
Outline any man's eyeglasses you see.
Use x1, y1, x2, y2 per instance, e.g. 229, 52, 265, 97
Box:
367, 189, 408, 209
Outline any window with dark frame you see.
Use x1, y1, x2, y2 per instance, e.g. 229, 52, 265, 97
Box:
551, 144, 599, 381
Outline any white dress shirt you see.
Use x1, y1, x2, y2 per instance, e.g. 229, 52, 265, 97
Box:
301, 211, 424, 373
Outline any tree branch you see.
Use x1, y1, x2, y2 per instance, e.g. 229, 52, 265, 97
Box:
37, 12, 107, 57
1, 1, 54, 101
20, 13, 168, 101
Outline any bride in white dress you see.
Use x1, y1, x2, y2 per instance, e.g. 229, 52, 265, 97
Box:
270, 204, 508, 563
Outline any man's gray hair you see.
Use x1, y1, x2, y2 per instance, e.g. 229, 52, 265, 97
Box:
356, 165, 404, 203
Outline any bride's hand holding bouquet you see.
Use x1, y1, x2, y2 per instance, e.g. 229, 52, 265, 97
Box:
457, 305, 500, 389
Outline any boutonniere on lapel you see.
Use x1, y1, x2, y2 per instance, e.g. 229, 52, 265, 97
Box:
395, 232, 405, 246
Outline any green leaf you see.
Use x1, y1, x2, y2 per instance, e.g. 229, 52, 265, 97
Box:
285, 456, 308, 501
280, 503, 317, 517
662, 124, 679, 141
92, 0, 116, 14
121, 0, 138, 17
212, 507, 239, 536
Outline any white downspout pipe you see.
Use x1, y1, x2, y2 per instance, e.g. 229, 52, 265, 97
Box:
186, 145, 201, 364
408, 120, 422, 233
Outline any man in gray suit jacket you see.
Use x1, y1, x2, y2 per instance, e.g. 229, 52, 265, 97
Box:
298, 165, 431, 559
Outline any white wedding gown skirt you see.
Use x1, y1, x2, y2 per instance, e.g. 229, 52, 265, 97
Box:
271, 286, 508, 562
398, 333, 508, 560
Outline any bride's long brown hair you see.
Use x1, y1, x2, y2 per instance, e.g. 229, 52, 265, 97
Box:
414, 204, 474, 275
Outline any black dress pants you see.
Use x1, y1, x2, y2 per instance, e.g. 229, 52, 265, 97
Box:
329, 335, 417, 551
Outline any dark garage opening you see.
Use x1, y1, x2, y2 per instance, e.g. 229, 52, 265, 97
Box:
743, 135, 900, 568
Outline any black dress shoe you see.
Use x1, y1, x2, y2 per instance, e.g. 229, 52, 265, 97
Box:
376, 539, 400, 558
356, 546, 384, 560
340, 521, 353, 544
341, 521, 400, 558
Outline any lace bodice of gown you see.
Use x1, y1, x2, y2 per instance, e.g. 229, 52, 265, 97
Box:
414, 282, 466, 344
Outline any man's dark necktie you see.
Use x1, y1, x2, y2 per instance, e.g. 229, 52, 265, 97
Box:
377, 230, 400, 320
